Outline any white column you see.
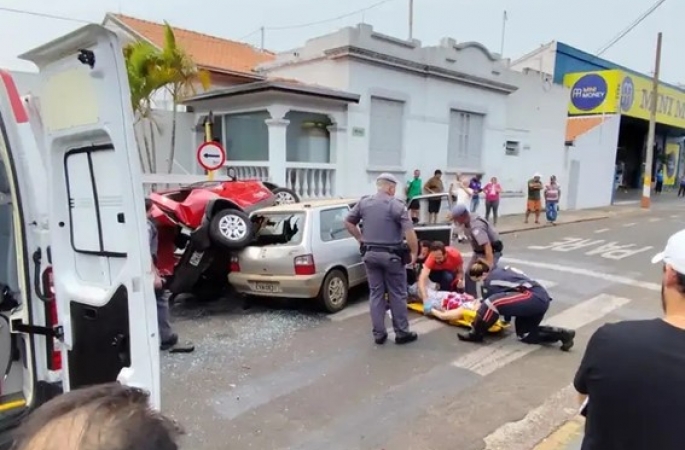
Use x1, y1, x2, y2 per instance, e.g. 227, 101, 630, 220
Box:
265, 118, 289, 186
327, 124, 347, 197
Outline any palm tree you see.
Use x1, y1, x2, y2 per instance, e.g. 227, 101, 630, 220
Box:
124, 41, 172, 172
158, 22, 211, 173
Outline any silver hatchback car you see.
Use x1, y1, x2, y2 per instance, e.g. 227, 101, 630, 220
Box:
228, 198, 366, 313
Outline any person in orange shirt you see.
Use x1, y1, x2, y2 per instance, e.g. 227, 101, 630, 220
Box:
418, 241, 465, 300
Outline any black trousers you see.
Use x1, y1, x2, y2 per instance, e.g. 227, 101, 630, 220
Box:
471, 287, 565, 344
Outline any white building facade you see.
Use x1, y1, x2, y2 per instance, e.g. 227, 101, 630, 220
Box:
241, 24, 572, 214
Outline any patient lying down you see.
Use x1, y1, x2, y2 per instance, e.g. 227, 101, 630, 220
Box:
407, 283, 480, 322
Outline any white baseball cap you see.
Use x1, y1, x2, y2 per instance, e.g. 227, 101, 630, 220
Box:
651, 229, 685, 274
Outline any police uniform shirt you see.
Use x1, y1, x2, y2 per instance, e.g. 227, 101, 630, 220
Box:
346, 192, 413, 244
482, 266, 540, 297
466, 216, 499, 254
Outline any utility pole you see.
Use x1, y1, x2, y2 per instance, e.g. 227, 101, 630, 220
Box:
260, 26, 265, 51
408, 0, 414, 40
641, 31, 662, 209
500, 10, 507, 56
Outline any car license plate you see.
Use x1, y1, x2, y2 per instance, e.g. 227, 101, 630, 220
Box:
252, 282, 281, 293
189, 251, 204, 267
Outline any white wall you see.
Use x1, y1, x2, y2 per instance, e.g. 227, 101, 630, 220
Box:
565, 115, 621, 210
261, 25, 572, 216
343, 58, 509, 199
497, 71, 570, 215
509, 42, 557, 77
134, 109, 196, 174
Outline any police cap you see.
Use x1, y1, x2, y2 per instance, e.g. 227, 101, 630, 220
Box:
451, 204, 469, 218
376, 172, 398, 185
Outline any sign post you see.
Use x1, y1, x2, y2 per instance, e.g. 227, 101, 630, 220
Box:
642, 32, 662, 209
203, 113, 216, 180
196, 141, 226, 175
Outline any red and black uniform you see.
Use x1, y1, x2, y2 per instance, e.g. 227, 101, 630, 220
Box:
459, 266, 574, 350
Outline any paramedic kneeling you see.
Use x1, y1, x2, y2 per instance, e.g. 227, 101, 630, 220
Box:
418, 241, 464, 299
450, 204, 503, 297
457, 261, 575, 351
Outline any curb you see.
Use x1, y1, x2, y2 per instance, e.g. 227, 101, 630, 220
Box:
532, 417, 584, 450
498, 214, 611, 235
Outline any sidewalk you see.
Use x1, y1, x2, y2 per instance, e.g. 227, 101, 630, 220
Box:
532, 417, 584, 450
494, 203, 644, 235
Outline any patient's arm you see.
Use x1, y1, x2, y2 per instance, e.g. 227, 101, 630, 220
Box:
431, 307, 466, 321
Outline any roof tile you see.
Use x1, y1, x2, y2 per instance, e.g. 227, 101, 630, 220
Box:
111, 14, 275, 75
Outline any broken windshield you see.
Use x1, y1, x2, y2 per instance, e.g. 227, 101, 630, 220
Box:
252, 213, 305, 246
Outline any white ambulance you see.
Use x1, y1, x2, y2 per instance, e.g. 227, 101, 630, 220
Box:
0, 24, 160, 444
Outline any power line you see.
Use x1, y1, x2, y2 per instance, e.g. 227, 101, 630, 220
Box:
265, 0, 397, 31
596, 0, 666, 56
0, 6, 91, 24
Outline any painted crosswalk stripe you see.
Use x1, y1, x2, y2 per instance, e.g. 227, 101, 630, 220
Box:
623, 222, 636, 227
497, 256, 661, 292
648, 217, 661, 222
594, 228, 610, 234
451, 294, 631, 376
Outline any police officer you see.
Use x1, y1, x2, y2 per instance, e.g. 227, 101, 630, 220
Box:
457, 260, 575, 351
345, 173, 419, 345
450, 204, 503, 297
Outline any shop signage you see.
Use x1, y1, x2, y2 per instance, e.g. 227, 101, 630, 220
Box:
570, 74, 608, 111
563, 70, 621, 115
564, 69, 685, 130
619, 74, 685, 129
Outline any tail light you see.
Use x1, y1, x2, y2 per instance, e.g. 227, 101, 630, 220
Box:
294, 254, 316, 275
229, 255, 240, 272
42, 267, 61, 371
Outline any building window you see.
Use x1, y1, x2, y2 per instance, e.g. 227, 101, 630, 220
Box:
505, 140, 521, 156
285, 111, 331, 163
447, 110, 484, 169
223, 111, 270, 161
369, 97, 404, 167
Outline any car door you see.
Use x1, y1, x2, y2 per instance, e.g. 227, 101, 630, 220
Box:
19, 25, 160, 407
317, 206, 365, 286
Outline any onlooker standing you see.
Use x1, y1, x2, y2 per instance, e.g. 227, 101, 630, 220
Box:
483, 176, 502, 225
468, 174, 483, 213
405, 169, 423, 223
544, 175, 561, 225
573, 229, 685, 450
655, 168, 664, 194
146, 200, 194, 353
423, 169, 444, 224
449, 174, 471, 242
679, 174, 685, 197
525, 173, 544, 224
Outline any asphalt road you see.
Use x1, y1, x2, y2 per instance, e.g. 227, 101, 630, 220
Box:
160, 199, 684, 450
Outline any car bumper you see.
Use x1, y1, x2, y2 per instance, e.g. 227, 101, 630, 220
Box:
228, 273, 324, 298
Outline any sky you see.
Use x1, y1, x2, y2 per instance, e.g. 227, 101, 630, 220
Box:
0, 0, 682, 84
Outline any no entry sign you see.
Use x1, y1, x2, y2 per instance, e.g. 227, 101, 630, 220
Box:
196, 141, 226, 171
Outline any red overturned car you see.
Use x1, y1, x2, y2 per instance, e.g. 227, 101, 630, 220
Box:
148, 170, 299, 299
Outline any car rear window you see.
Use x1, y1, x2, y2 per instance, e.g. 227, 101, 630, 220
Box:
252, 213, 305, 246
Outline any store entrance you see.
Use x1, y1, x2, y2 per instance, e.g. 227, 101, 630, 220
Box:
613, 116, 685, 203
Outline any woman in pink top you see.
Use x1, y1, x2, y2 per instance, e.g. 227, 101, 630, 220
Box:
483, 176, 502, 224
